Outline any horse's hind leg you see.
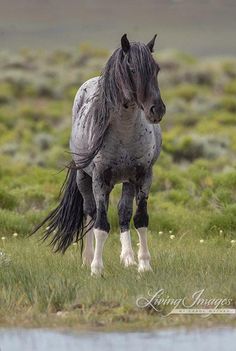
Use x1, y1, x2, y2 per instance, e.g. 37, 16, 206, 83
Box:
118, 182, 137, 267
76, 171, 96, 267
82, 216, 95, 267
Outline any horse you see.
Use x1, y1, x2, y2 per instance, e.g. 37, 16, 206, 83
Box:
33, 34, 166, 276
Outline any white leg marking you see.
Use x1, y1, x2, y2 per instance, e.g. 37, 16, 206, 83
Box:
120, 231, 137, 267
136, 227, 152, 272
82, 216, 94, 267
91, 229, 108, 276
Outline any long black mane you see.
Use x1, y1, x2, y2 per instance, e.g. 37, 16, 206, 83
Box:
73, 42, 157, 169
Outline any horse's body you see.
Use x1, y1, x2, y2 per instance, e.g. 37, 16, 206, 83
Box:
33, 35, 165, 276
71, 76, 162, 183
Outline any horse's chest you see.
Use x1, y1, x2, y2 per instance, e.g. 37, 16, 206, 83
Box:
94, 136, 156, 184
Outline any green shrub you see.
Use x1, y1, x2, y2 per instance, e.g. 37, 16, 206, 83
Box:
219, 96, 236, 113
78, 43, 109, 60
47, 50, 73, 65
149, 205, 180, 232
215, 188, 235, 205
222, 60, 236, 78
187, 160, 211, 188
0, 82, 13, 104
11, 186, 47, 212
205, 204, 236, 235
0, 189, 18, 210
0, 209, 30, 235
166, 189, 192, 205
152, 167, 187, 192
214, 111, 236, 126
168, 84, 200, 102
35, 133, 53, 151
214, 172, 236, 190
224, 79, 236, 94
164, 134, 229, 162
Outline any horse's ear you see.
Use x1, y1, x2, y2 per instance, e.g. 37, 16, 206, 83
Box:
121, 34, 130, 53
147, 34, 157, 53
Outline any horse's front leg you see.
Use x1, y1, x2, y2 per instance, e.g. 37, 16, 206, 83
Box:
91, 171, 112, 276
118, 182, 137, 267
134, 169, 153, 273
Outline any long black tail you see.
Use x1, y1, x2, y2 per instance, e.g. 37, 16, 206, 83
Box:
31, 161, 85, 253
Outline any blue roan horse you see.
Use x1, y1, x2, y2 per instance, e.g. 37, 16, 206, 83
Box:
34, 34, 166, 276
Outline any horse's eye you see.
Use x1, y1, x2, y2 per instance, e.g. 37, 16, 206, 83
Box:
128, 65, 135, 74
127, 58, 135, 74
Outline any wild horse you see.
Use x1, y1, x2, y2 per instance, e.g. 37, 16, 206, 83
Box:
33, 34, 166, 276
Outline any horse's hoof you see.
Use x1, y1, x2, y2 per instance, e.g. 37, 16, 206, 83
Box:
138, 259, 153, 273
120, 251, 137, 267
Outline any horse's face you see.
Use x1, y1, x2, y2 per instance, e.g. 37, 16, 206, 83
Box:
139, 60, 166, 124
121, 34, 166, 124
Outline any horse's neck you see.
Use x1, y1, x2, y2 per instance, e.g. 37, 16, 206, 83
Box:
110, 106, 143, 143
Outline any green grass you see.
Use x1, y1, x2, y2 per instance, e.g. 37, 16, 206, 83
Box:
0, 234, 236, 330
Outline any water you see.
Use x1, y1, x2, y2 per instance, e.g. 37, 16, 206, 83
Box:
1, 328, 236, 351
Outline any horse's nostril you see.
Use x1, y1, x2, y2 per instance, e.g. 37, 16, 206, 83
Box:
150, 105, 156, 115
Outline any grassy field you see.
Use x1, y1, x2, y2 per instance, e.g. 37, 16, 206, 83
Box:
1, 234, 236, 330
0, 47, 236, 329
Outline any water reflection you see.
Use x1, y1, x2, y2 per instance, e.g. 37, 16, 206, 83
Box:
0, 328, 236, 351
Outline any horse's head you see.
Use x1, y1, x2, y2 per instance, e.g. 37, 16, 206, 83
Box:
119, 34, 166, 123
102, 34, 166, 123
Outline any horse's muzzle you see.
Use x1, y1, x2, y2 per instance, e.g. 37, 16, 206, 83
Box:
148, 101, 166, 123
